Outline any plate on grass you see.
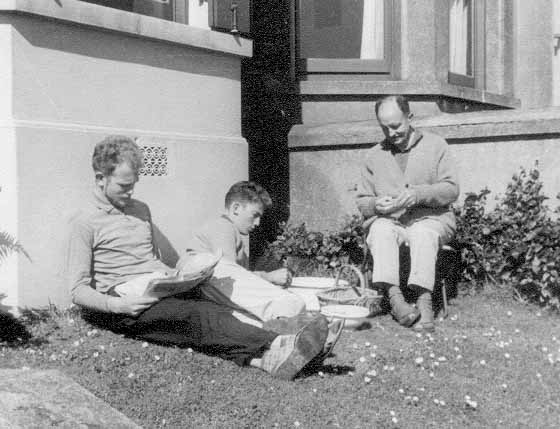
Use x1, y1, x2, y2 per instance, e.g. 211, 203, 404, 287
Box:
290, 277, 348, 289
320, 305, 370, 319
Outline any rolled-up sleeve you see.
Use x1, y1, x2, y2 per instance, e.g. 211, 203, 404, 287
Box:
66, 217, 111, 312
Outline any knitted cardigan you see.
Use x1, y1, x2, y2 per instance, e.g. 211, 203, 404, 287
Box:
355, 129, 460, 231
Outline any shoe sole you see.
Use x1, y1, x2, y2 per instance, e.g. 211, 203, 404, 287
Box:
412, 322, 435, 333
272, 315, 328, 380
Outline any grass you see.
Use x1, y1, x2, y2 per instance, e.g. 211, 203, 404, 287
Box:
1, 285, 560, 428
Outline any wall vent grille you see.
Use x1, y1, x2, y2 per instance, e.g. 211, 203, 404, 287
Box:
140, 146, 168, 176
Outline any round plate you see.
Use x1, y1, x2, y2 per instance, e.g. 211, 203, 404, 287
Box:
290, 277, 348, 289
320, 304, 369, 319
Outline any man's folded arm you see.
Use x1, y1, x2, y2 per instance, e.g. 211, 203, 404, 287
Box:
355, 164, 378, 219
410, 144, 460, 207
66, 218, 112, 313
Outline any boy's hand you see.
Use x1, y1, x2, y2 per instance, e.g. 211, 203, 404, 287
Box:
262, 268, 293, 287
107, 295, 160, 316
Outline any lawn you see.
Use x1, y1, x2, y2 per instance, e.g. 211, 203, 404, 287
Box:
1, 285, 559, 428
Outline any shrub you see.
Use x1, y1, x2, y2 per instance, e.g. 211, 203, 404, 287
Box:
455, 166, 560, 308
266, 165, 560, 310
264, 215, 366, 276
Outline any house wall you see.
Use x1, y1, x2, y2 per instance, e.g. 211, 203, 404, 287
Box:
288, 109, 560, 231
515, 0, 554, 109
0, 5, 250, 310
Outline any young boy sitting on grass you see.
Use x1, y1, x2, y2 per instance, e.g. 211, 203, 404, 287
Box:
182, 181, 304, 326
184, 181, 344, 357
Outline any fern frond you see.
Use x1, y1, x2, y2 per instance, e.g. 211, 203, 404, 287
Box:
0, 231, 29, 263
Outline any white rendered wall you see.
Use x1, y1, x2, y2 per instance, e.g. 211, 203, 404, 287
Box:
0, 12, 248, 309
554, 1, 560, 106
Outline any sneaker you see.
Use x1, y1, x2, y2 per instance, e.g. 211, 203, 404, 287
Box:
305, 319, 345, 370
261, 315, 328, 380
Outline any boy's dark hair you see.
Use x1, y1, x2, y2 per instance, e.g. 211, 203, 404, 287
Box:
374, 95, 411, 118
225, 181, 272, 209
92, 135, 143, 176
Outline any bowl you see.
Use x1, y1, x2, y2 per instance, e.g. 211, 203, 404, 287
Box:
320, 304, 370, 329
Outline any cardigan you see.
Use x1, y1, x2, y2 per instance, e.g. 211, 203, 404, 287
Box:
355, 129, 460, 231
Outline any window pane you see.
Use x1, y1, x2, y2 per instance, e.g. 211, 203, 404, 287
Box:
300, 0, 385, 59
449, 0, 473, 76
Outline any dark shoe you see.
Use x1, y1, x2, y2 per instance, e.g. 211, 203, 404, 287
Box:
412, 286, 434, 331
388, 285, 420, 327
262, 315, 328, 380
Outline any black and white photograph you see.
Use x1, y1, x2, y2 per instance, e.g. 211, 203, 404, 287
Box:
1, 1, 559, 427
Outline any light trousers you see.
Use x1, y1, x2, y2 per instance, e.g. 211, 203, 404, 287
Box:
366, 217, 454, 291
200, 260, 306, 327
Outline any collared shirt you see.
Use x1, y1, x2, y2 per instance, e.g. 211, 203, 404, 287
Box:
186, 214, 249, 268
66, 188, 170, 311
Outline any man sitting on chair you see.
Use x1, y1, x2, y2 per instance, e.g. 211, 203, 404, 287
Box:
355, 95, 460, 332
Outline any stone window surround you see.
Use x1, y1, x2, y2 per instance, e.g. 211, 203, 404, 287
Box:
0, 0, 252, 58
288, 108, 560, 149
292, 0, 517, 110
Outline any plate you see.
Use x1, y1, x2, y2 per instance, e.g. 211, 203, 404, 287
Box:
290, 277, 348, 289
320, 305, 370, 320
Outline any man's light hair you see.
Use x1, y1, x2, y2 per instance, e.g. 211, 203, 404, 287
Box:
225, 181, 272, 210
92, 135, 143, 176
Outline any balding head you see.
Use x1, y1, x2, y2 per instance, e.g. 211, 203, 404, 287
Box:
375, 95, 413, 149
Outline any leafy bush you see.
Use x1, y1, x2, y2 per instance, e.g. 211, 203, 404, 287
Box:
455, 166, 560, 308
266, 165, 560, 309
264, 215, 366, 276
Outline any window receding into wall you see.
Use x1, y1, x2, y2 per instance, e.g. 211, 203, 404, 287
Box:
297, 0, 393, 74
448, 0, 485, 88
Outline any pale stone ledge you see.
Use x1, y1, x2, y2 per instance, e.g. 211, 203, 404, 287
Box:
0, 0, 252, 57
289, 107, 560, 148
298, 80, 520, 109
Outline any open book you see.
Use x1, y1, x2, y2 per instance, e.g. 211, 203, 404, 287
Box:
114, 252, 222, 299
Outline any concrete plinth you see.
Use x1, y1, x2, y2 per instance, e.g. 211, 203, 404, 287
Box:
0, 369, 140, 428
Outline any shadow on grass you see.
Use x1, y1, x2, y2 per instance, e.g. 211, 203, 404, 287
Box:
299, 362, 356, 378
0, 311, 32, 345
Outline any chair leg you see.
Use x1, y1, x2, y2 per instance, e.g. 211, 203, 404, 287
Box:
441, 280, 448, 319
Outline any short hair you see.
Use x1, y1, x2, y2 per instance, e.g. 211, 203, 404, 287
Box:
92, 135, 143, 177
225, 181, 272, 210
375, 95, 411, 118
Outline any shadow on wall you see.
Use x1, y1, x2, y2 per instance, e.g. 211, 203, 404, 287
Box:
289, 154, 350, 231
153, 223, 180, 268
3, 14, 236, 79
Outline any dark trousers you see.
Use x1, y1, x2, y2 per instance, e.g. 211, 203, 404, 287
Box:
120, 293, 278, 366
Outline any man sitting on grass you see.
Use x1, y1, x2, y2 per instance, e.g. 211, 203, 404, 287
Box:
65, 135, 329, 380
183, 181, 306, 326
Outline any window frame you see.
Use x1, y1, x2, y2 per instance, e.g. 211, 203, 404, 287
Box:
295, 0, 395, 75
448, 0, 486, 89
